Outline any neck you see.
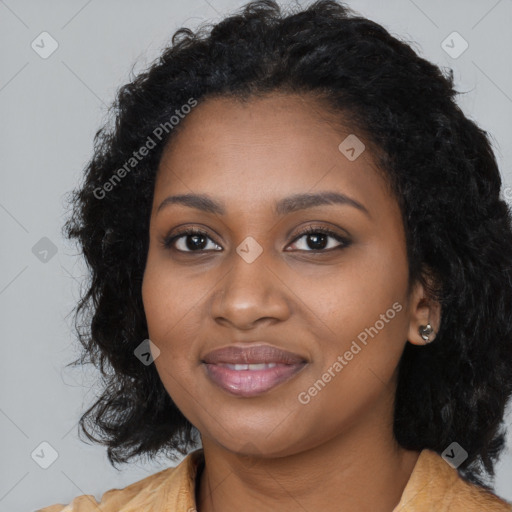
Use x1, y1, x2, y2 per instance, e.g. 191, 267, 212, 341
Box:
196, 402, 420, 512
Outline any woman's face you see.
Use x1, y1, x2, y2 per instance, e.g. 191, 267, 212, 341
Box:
142, 93, 425, 457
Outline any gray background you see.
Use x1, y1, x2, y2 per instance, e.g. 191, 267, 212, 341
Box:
1, 0, 511, 510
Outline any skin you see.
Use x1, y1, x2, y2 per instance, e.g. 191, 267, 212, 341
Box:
141, 93, 441, 512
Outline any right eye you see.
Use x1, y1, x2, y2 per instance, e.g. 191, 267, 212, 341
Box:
162, 228, 223, 252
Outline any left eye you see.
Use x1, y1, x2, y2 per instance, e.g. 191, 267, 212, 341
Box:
288, 228, 349, 251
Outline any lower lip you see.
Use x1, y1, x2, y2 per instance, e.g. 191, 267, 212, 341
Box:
203, 363, 306, 397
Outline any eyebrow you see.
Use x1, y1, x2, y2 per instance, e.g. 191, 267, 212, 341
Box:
156, 191, 370, 218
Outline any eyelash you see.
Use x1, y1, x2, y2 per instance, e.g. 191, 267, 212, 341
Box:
162, 225, 351, 253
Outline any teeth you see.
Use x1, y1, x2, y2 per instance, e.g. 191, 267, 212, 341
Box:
224, 363, 278, 370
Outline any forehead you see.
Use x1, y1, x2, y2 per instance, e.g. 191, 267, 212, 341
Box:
153, 93, 392, 215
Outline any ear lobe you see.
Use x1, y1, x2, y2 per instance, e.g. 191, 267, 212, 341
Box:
407, 280, 442, 346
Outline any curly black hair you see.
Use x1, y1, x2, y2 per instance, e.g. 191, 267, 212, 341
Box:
62, 0, 512, 489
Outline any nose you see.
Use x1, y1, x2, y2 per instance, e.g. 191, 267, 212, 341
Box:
210, 244, 291, 330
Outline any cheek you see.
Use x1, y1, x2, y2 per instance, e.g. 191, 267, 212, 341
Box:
142, 255, 206, 386
142, 254, 195, 343
312, 245, 408, 331
142, 268, 199, 412
306, 244, 410, 384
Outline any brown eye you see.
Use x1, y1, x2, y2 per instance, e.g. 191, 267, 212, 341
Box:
288, 226, 351, 252
163, 228, 222, 252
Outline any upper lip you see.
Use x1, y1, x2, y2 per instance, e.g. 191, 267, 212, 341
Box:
202, 343, 307, 365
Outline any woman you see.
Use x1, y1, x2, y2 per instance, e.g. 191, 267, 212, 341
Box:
39, 0, 512, 510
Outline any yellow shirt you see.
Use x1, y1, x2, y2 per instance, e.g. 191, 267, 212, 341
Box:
37, 448, 512, 511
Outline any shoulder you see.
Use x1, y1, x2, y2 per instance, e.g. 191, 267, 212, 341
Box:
36, 448, 204, 512
394, 448, 512, 511
36, 467, 176, 512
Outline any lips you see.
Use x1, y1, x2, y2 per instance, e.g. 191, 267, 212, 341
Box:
202, 344, 306, 365
202, 343, 308, 397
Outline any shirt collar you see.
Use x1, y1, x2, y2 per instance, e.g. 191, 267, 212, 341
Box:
150, 447, 510, 511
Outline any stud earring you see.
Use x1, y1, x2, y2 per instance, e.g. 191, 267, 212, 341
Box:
418, 322, 435, 343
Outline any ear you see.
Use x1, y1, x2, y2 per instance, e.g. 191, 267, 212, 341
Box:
407, 279, 442, 346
